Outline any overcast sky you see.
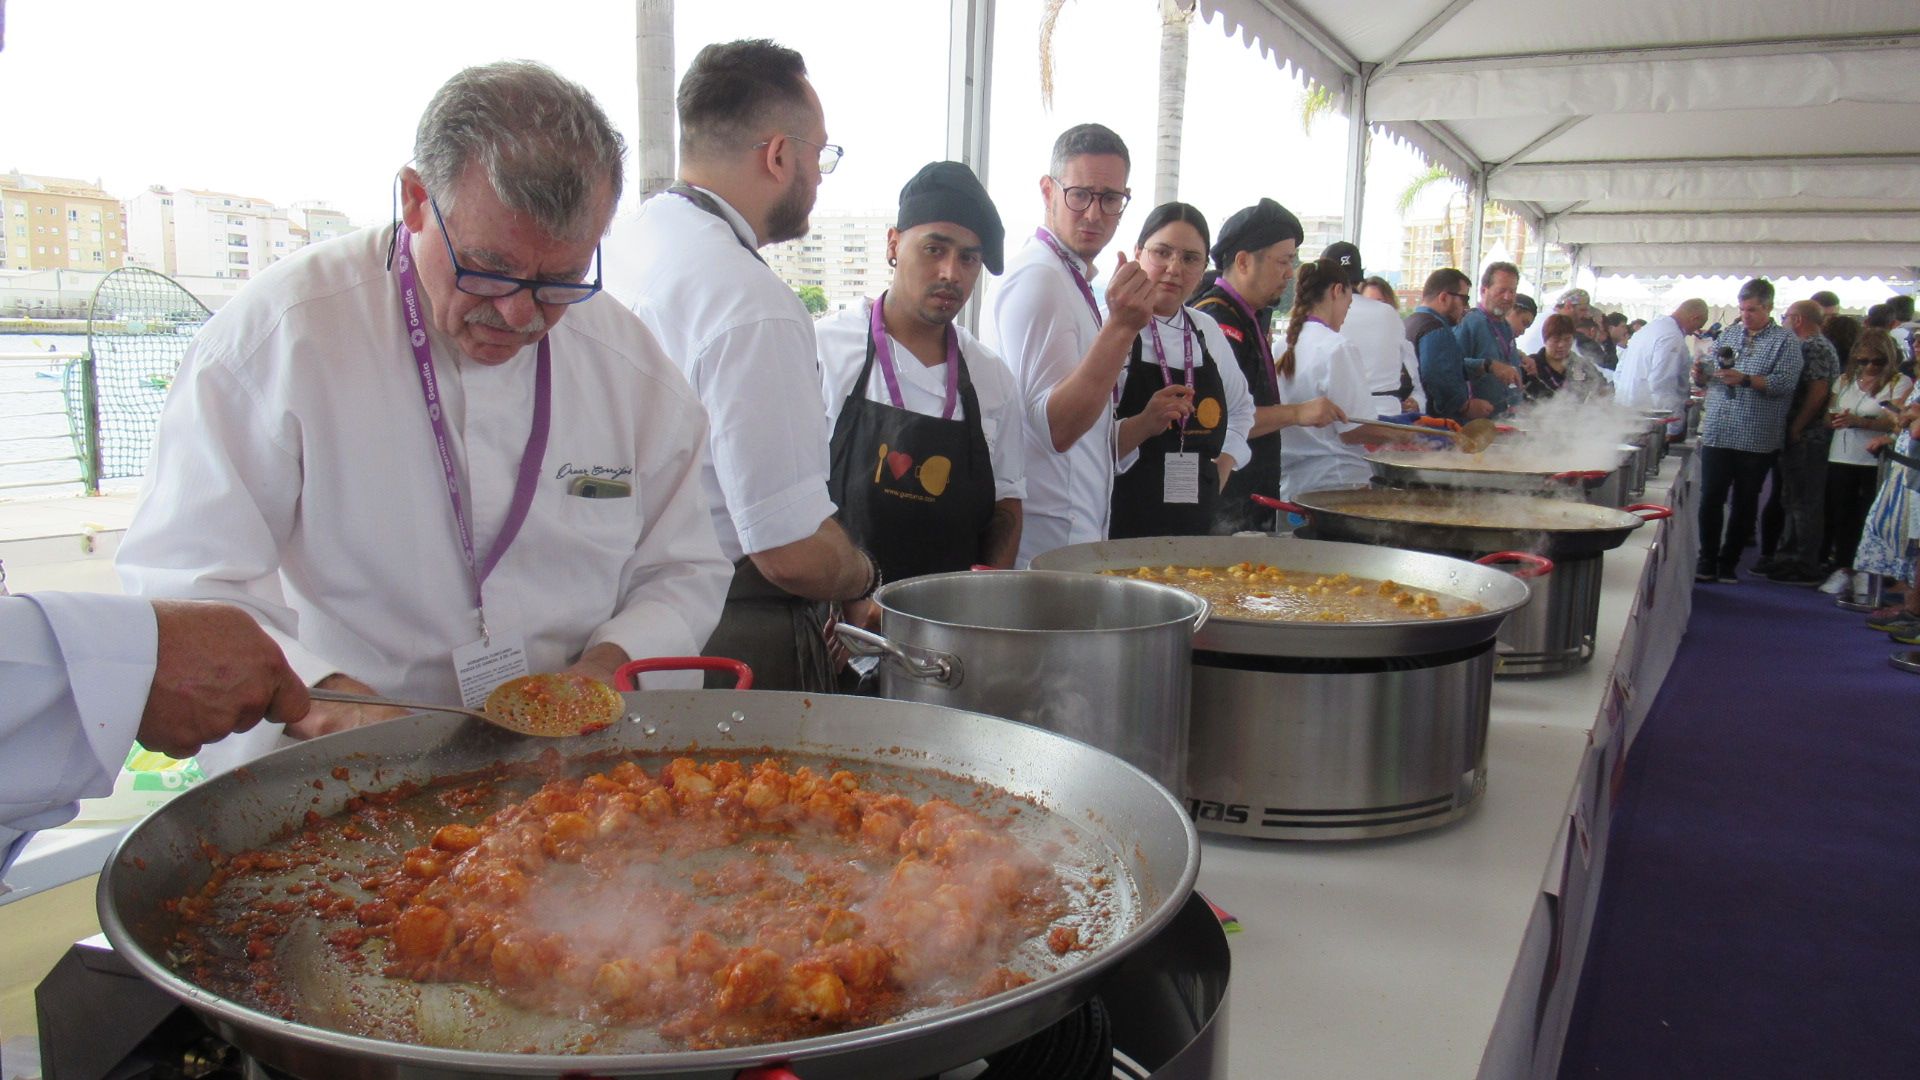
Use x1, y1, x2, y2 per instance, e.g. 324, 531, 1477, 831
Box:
2, 1, 1894, 306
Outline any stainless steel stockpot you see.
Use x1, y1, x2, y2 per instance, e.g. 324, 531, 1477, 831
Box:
840, 569, 1208, 794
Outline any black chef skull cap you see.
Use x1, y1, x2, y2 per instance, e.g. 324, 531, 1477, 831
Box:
1211, 197, 1304, 269
896, 160, 1005, 275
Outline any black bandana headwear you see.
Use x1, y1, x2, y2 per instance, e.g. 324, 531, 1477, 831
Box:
1211, 197, 1304, 269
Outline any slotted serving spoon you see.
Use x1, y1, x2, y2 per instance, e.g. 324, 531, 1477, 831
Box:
308, 672, 625, 738
1363, 416, 1498, 452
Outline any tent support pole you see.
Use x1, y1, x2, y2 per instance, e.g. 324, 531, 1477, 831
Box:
947, 0, 995, 332
1343, 66, 1369, 244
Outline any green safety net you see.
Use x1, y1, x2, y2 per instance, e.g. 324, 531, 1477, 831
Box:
76, 267, 211, 483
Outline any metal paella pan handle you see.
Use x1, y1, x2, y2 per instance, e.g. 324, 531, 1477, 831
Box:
613, 656, 755, 691
1475, 550, 1556, 579
834, 623, 963, 688
1625, 503, 1674, 521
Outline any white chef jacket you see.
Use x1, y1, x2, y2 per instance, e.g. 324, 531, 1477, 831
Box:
1119, 309, 1256, 474
1614, 315, 1688, 412
815, 299, 1025, 502
992, 229, 1122, 566
1, 593, 154, 881
1278, 321, 1377, 499
117, 226, 733, 774
608, 187, 838, 563
1341, 293, 1425, 414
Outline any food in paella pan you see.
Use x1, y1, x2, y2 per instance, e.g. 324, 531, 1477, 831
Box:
1106, 562, 1485, 621
164, 753, 1087, 1051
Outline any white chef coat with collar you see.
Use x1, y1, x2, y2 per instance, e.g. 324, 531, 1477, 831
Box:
1614, 314, 1691, 423
815, 299, 1026, 502
1119, 308, 1256, 473
1278, 320, 1378, 499
1341, 293, 1426, 413
992, 229, 1122, 566
116, 226, 733, 774
1, 592, 155, 881
607, 187, 839, 564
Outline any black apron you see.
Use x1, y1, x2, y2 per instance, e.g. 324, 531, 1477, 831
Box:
827, 312, 997, 582
667, 183, 835, 692
1194, 288, 1280, 533
1110, 316, 1230, 539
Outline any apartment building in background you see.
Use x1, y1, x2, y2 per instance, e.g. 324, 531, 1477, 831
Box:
764, 210, 894, 315
1400, 202, 1572, 296
0, 171, 127, 272
1297, 214, 1346, 264
126, 186, 321, 280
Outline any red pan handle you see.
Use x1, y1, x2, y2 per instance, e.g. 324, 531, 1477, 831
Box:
1548, 470, 1611, 483
1476, 550, 1555, 579
970, 564, 999, 571
1251, 494, 1306, 514
735, 1069, 802, 1080
1625, 503, 1673, 521
614, 657, 754, 691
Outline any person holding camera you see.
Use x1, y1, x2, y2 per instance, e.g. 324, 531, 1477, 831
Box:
1695, 278, 1805, 584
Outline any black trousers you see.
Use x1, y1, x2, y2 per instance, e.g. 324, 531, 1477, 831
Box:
1698, 445, 1778, 572
1823, 461, 1881, 569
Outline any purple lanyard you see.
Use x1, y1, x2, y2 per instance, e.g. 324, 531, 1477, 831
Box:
394, 231, 552, 642
1478, 306, 1516, 362
1034, 227, 1120, 405
1212, 278, 1279, 399
870, 292, 960, 420
1149, 312, 1196, 436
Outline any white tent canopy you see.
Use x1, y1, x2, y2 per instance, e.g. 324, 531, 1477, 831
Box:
1197, 0, 1920, 281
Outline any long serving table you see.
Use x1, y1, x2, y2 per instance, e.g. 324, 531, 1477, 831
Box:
1199, 449, 1699, 1079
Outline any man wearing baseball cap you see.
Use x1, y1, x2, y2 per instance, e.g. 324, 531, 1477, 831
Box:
814, 160, 1024, 585
1324, 241, 1425, 416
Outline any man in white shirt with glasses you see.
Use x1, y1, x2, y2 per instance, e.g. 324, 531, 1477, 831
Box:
991, 124, 1159, 565
118, 61, 732, 771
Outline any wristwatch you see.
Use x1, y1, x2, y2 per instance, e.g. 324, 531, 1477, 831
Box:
1741, 372, 1754, 388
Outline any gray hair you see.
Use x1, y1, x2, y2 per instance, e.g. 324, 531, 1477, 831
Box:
1736, 278, 1775, 306
414, 61, 626, 241
1049, 123, 1130, 178
1675, 298, 1710, 321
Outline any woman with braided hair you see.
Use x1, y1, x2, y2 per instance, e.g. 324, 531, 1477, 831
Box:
1276, 256, 1422, 499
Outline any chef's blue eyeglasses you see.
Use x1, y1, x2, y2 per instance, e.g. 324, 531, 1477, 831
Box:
431, 197, 602, 305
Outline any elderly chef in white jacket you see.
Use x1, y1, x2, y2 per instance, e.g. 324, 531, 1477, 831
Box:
116, 62, 733, 774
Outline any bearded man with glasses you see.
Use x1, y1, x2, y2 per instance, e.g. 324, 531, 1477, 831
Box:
118, 61, 733, 772
1409, 267, 1495, 423
991, 123, 1160, 565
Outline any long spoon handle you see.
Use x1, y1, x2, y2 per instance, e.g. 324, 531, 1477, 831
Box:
308, 687, 492, 724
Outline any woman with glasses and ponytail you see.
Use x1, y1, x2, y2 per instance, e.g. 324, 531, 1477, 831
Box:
1276, 257, 1422, 500
1108, 203, 1256, 538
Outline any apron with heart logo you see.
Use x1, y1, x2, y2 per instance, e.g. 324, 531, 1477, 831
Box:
827, 298, 997, 583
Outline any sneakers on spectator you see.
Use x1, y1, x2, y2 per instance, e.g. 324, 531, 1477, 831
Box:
1765, 563, 1826, 585
1750, 557, 1779, 575
1715, 565, 1740, 584
1818, 569, 1850, 595
1695, 565, 1717, 583
1867, 611, 1920, 633
1892, 625, 1920, 646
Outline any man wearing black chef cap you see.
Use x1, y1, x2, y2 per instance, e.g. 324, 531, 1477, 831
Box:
814, 161, 1025, 606
1192, 198, 1344, 533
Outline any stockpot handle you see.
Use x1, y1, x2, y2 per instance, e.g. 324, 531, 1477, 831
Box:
735, 1068, 802, 1080
1625, 503, 1674, 521
613, 657, 754, 691
1250, 493, 1306, 514
1476, 550, 1555, 579
1548, 470, 1611, 484
834, 624, 962, 688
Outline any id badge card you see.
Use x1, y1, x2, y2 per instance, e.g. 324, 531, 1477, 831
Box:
452, 631, 530, 708
1163, 452, 1201, 504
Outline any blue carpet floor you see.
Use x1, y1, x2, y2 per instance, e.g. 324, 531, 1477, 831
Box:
1558, 559, 1920, 1078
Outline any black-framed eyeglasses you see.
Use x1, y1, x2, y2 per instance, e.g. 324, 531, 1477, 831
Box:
1051, 179, 1131, 216
1449, 291, 1472, 303
430, 197, 601, 305
753, 135, 844, 174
